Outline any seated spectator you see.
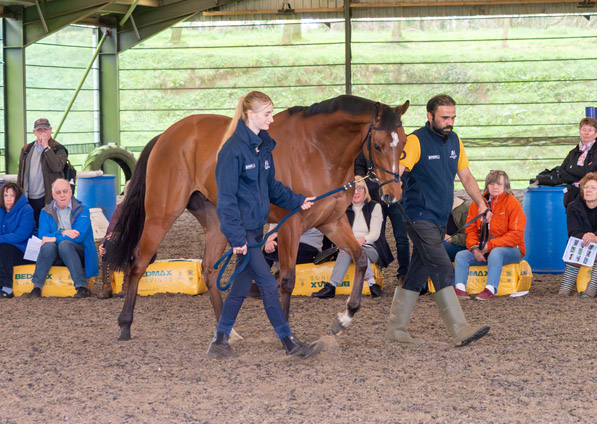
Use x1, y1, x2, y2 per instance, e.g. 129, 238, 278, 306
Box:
559, 117, 597, 207
559, 172, 597, 298
312, 180, 393, 299
444, 195, 469, 262
453, 170, 526, 300
24, 179, 98, 299
263, 226, 323, 267
0, 182, 35, 298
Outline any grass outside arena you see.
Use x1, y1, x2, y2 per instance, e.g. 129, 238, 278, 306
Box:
0, 209, 595, 423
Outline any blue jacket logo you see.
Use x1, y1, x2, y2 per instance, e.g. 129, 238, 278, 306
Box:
264, 160, 270, 170
245, 163, 256, 170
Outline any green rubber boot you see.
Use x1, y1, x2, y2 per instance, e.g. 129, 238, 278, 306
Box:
434, 286, 490, 347
385, 287, 424, 344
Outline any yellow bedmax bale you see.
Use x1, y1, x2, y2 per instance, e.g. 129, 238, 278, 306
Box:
428, 260, 532, 296
292, 262, 383, 296
575, 266, 594, 293
112, 259, 207, 296
13, 265, 94, 297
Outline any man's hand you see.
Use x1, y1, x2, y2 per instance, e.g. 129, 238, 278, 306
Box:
41, 236, 56, 245
61, 229, 79, 239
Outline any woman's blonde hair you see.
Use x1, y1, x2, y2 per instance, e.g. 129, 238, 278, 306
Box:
354, 180, 371, 203
579, 172, 597, 199
484, 170, 512, 196
220, 91, 273, 151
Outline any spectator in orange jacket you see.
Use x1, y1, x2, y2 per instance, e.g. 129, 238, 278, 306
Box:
453, 170, 526, 300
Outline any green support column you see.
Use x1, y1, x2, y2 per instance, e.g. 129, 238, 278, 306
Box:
98, 26, 121, 186
2, 13, 27, 174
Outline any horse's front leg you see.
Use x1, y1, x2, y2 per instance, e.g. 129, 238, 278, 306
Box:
276, 223, 301, 321
319, 218, 366, 335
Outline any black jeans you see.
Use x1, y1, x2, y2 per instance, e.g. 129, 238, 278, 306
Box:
0, 243, 34, 288
28, 197, 46, 227
402, 221, 453, 293
263, 242, 319, 267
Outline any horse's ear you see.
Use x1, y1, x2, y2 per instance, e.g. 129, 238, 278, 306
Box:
396, 100, 410, 116
373, 102, 382, 122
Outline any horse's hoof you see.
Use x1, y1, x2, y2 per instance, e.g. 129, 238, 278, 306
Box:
97, 290, 113, 300
118, 328, 131, 341
331, 317, 347, 336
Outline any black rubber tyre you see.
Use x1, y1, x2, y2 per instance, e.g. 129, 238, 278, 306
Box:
83, 145, 137, 181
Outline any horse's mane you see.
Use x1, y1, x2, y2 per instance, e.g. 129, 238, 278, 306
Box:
287, 95, 400, 131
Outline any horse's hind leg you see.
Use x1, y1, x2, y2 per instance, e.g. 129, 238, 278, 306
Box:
186, 192, 228, 321
118, 213, 180, 341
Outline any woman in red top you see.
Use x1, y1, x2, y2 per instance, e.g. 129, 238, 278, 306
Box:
453, 170, 526, 300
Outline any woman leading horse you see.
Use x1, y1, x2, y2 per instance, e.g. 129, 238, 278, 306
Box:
110, 94, 409, 343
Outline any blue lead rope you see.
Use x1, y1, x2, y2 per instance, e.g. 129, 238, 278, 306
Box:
214, 179, 363, 291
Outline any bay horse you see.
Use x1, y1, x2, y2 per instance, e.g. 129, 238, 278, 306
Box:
110, 94, 409, 341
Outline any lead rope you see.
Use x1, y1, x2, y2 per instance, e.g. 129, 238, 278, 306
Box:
214, 174, 371, 291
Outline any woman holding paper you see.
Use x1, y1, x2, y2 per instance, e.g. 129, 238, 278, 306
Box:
559, 172, 597, 297
0, 182, 35, 298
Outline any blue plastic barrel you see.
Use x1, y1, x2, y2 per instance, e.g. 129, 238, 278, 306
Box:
586, 107, 596, 118
523, 186, 568, 273
77, 175, 116, 221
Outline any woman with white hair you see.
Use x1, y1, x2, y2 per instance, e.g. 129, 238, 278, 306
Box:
312, 180, 393, 299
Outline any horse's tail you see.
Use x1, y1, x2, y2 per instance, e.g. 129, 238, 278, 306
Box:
110, 134, 161, 271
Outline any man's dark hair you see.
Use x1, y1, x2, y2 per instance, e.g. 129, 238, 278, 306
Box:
426, 94, 456, 114
0, 182, 23, 209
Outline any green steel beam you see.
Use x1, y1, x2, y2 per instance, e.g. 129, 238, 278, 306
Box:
117, 0, 241, 52
98, 26, 120, 146
98, 26, 121, 186
23, 0, 114, 46
2, 12, 26, 174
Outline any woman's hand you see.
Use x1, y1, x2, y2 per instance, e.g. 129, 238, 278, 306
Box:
301, 197, 315, 210
99, 242, 106, 256
233, 244, 248, 255
581, 232, 597, 247
357, 236, 366, 245
473, 248, 487, 263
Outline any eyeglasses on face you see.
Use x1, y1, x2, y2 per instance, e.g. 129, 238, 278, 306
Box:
355, 186, 366, 192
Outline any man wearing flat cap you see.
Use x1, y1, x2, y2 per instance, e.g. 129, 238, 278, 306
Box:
17, 118, 69, 225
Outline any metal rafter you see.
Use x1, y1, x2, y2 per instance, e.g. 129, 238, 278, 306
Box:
117, 0, 243, 52
22, 0, 116, 45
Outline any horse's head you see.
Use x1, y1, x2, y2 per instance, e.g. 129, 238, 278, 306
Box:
363, 100, 410, 204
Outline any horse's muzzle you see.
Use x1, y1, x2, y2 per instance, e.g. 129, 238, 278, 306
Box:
382, 193, 398, 205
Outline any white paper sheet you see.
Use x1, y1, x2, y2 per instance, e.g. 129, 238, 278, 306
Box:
562, 236, 597, 267
23, 236, 42, 262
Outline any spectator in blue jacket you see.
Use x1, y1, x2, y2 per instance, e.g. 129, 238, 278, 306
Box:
0, 182, 35, 298
24, 179, 98, 299
207, 91, 323, 360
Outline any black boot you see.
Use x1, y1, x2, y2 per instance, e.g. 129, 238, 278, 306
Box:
312, 283, 335, 299
206, 332, 237, 359
281, 334, 324, 359
369, 283, 386, 298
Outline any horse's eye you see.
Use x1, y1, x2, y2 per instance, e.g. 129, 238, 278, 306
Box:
374, 144, 382, 153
